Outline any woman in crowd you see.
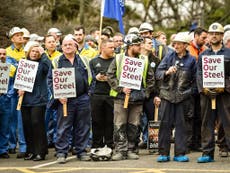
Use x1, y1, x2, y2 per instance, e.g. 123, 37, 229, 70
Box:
18, 42, 51, 161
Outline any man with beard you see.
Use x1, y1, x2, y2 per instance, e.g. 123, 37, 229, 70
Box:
74, 25, 98, 60
197, 22, 230, 163
107, 33, 155, 161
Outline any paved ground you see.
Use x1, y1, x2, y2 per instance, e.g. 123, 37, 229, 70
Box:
0, 148, 229, 173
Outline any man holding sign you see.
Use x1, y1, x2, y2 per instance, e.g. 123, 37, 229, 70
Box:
107, 33, 155, 161
197, 22, 230, 163
48, 35, 92, 163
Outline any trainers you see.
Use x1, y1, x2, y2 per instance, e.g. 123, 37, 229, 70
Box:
219, 151, 228, 157
57, 156, 66, 164
197, 155, 214, 163
112, 152, 125, 161
127, 151, 139, 160
173, 155, 189, 162
79, 153, 91, 161
157, 155, 170, 162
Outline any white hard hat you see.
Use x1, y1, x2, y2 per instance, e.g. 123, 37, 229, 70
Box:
9, 27, 23, 38
173, 32, 190, 44
224, 24, 230, 32
90, 146, 112, 161
29, 33, 44, 41
208, 22, 224, 33
24, 41, 40, 52
124, 33, 143, 46
127, 27, 139, 34
21, 28, 30, 38
223, 31, 230, 45
139, 22, 153, 33
47, 27, 62, 36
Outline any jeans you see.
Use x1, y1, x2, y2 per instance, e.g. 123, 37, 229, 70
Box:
0, 95, 10, 154
8, 96, 26, 152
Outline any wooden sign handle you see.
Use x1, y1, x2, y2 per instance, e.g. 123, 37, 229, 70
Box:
17, 94, 24, 110
211, 98, 216, 110
63, 103, 67, 117
154, 107, 159, 121
124, 93, 130, 108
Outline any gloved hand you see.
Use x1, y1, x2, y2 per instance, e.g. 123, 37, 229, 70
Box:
202, 88, 217, 99
214, 88, 224, 93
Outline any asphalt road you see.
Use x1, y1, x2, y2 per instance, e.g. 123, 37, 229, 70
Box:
0, 147, 229, 173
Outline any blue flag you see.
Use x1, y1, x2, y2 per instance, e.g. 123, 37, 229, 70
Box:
102, 0, 125, 34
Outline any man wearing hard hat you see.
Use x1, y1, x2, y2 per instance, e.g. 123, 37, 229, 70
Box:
196, 22, 230, 163
155, 32, 196, 162
6, 27, 27, 158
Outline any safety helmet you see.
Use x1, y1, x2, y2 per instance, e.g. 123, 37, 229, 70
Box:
173, 32, 190, 44
124, 33, 143, 46
85, 35, 98, 44
9, 27, 23, 38
29, 33, 44, 41
127, 27, 139, 35
224, 24, 230, 32
102, 26, 114, 38
139, 22, 153, 33
90, 146, 112, 161
21, 28, 30, 38
208, 22, 224, 33
47, 27, 62, 36
24, 41, 40, 52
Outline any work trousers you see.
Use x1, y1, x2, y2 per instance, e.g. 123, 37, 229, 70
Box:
200, 93, 230, 158
113, 99, 142, 153
55, 94, 91, 157
158, 98, 192, 156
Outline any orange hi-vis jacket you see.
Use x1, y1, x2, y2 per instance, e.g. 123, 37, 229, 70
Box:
187, 41, 207, 62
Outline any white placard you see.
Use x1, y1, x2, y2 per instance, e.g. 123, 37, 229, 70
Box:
52, 68, 76, 99
202, 55, 225, 88
14, 59, 39, 92
0, 63, 10, 93
119, 56, 145, 90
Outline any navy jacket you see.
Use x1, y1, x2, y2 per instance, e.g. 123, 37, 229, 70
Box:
155, 51, 197, 103
22, 54, 51, 106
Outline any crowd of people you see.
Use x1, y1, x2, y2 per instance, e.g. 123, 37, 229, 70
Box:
0, 21, 230, 164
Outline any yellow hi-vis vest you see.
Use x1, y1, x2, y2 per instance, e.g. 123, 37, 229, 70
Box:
110, 53, 149, 97
52, 54, 92, 85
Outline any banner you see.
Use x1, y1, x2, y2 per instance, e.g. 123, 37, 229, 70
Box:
0, 63, 10, 93
202, 55, 225, 88
52, 68, 76, 99
119, 56, 144, 90
14, 59, 38, 92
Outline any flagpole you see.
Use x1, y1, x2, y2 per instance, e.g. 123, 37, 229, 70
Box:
99, 0, 105, 50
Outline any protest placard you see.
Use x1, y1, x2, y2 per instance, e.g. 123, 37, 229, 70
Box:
202, 55, 225, 88
14, 59, 39, 110
52, 68, 76, 99
119, 56, 145, 90
119, 56, 145, 108
52, 68, 76, 116
202, 55, 225, 110
0, 63, 10, 94
14, 59, 39, 92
